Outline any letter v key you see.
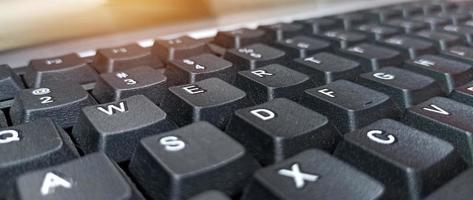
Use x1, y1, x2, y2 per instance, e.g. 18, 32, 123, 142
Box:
422, 104, 450, 116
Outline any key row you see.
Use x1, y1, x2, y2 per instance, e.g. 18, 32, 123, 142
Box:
1, 2, 472, 91
4, 115, 472, 200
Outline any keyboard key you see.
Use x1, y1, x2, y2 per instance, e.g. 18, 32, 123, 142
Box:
0, 65, 24, 101
236, 64, 313, 104
316, 30, 367, 49
335, 119, 467, 200
129, 122, 260, 200
415, 30, 461, 50
242, 149, 384, 200
91, 66, 168, 104
441, 25, 473, 45
365, 8, 402, 23
92, 43, 163, 73
332, 13, 370, 30
214, 28, 268, 48
337, 43, 403, 71
358, 67, 443, 109
355, 24, 401, 40
404, 55, 473, 93
24, 53, 98, 88
10, 84, 96, 128
71, 95, 177, 162
258, 23, 305, 41
0, 118, 79, 199
226, 98, 340, 165
425, 168, 473, 200
292, 52, 362, 85
386, 19, 428, 33
15, 153, 144, 200
224, 43, 287, 70
377, 35, 437, 59
0, 110, 6, 127
441, 45, 473, 63
391, 4, 424, 17
152, 36, 210, 62
404, 97, 473, 165
166, 53, 235, 85
272, 36, 331, 59
161, 78, 250, 128
450, 81, 473, 106
294, 18, 343, 34
301, 80, 400, 133
413, 15, 450, 30
436, 12, 470, 25
189, 191, 231, 200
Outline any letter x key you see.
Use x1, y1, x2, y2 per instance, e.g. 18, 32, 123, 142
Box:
278, 163, 319, 189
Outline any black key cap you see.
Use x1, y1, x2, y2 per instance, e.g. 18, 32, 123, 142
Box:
294, 18, 343, 34
332, 13, 370, 30
214, 28, 268, 49
404, 97, 473, 165
413, 15, 450, 30
226, 98, 340, 165
236, 64, 313, 104
0, 118, 78, 199
335, 119, 467, 200
450, 81, 473, 106
292, 52, 362, 85
355, 24, 401, 40
242, 149, 384, 200
431, 2, 457, 13
337, 43, 403, 71
272, 36, 331, 58
189, 191, 231, 200
161, 78, 250, 128
24, 54, 98, 88
437, 12, 470, 25
441, 25, 473, 45
15, 153, 144, 200
152, 36, 210, 62
425, 168, 473, 200
0, 110, 6, 127
315, 30, 367, 49
358, 67, 443, 109
415, 30, 461, 50
10, 84, 96, 128
92, 43, 163, 73
392, 4, 424, 17
404, 55, 473, 93
386, 19, 428, 33
365, 8, 402, 23
91, 66, 168, 104
258, 23, 305, 41
165, 53, 235, 85
377, 35, 437, 59
223, 43, 287, 70
0, 65, 24, 101
441, 45, 473, 63
300, 80, 400, 133
129, 122, 260, 200
71, 95, 177, 162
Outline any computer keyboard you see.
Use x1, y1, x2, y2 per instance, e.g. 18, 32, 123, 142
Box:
4, 1, 473, 200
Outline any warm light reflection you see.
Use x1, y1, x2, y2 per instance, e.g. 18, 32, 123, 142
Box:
0, 0, 312, 51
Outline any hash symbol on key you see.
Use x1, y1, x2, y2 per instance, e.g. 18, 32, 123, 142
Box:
278, 163, 319, 189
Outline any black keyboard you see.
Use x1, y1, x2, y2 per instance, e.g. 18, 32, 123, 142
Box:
3, 1, 473, 200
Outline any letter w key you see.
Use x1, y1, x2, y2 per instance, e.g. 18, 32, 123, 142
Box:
97, 102, 128, 116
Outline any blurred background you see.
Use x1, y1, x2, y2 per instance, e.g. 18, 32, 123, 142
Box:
0, 0, 321, 51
